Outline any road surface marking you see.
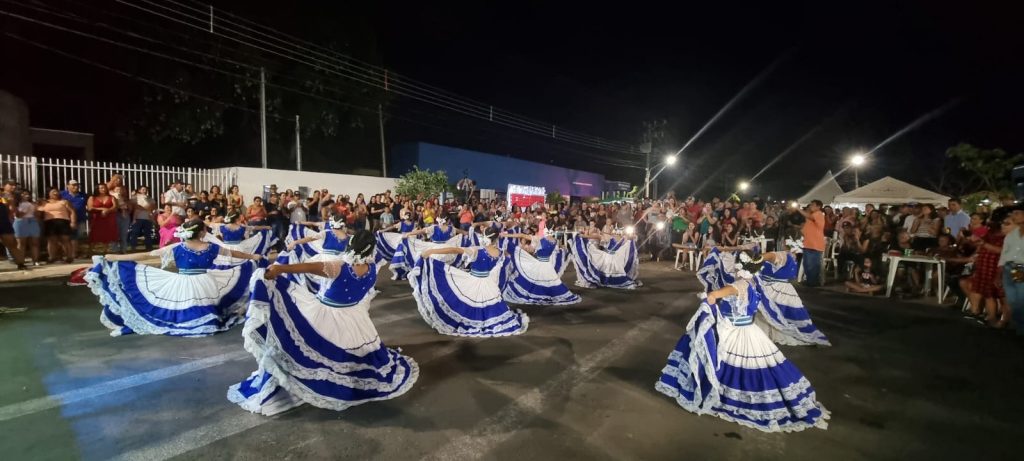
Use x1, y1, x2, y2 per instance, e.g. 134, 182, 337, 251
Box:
0, 310, 420, 422
110, 340, 462, 461
423, 316, 673, 461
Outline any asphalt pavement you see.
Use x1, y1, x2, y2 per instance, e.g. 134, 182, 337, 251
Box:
0, 262, 1021, 461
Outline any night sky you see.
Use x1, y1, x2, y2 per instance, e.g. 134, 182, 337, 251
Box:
3, 0, 1023, 198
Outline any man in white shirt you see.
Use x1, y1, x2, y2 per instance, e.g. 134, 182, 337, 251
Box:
162, 180, 187, 218
998, 207, 1024, 336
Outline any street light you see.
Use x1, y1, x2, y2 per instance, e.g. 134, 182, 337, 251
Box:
643, 152, 679, 198
849, 153, 866, 188
738, 181, 750, 192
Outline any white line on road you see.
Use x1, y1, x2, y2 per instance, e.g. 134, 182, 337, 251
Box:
0, 310, 420, 423
422, 316, 672, 461
110, 340, 463, 461
0, 350, 250, 422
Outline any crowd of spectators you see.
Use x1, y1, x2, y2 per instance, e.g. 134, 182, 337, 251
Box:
0, 175, 1022, 333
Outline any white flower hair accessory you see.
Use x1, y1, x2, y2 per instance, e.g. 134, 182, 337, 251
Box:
329, 217, 347, 229
339, 251, 372, 266
173, 223, 199, 240
736, 269, 755, 280
785, 238, 805, 254
436, 217, 448, 225
739, 252, 753, 264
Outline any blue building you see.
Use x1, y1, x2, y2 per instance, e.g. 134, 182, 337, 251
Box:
389, 142, 605, 198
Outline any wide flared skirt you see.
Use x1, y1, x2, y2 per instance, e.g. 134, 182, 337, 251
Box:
569, 236, 641, 289
655, 303, 829, 433
227, 271, 418, 415
409, 257, 528, 337
85, 259, 254, 337
503, 247, 580, 306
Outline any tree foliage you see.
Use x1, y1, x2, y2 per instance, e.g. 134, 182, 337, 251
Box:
546, 190, 566, 205
946, 143, 1024, 194
394, 167, 449, 199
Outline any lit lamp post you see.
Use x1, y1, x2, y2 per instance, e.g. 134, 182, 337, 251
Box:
643, 153, 679, 199
850, 153, 866, 188
738, 181, 750, 192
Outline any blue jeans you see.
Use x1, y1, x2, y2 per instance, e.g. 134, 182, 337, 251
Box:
1001, 266, 1024, 335
129, 219, 155, 251
802, 249, 822, 287
114, 214, 131, 252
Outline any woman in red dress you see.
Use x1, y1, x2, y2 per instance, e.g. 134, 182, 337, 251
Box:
965, 213, 1009, 326
87, 183, 118, 255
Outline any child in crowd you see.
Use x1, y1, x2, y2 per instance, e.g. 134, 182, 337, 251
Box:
845, 257, 883, 295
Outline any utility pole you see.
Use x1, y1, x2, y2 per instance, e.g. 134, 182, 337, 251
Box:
641, 120, 666, 198
259, 67, 267, 169
378, 103, 387, 177
295, 115, 301, 171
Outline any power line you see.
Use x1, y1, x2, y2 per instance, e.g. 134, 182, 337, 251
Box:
1, 7, 643, 169
114, 0, 642, 155
2, 1, 645, 168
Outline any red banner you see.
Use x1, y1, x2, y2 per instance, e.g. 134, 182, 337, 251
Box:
509, 193, 544, 208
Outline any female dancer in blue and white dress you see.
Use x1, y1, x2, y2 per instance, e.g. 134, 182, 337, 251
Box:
390, 217, 468, 280
501, 227, 580, 305
86, 218, 263, 337
374, 211, 417, 267
569, 228, 641, 289
205, 212, 277, 263
698, 246, 830, 346
287, 215, 351, 259
228, 230, 418, 415
656, 251, 829, 432
409, 227, 529, 337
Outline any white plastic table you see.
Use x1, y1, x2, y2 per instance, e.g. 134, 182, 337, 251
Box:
881, 254, 946, 303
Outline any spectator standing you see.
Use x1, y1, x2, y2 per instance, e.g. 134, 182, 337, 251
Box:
368, 195, 385, 231
61, 179, 88, 259
246, 197, 268, 226
945, 198, 970, 238
964, 213, 1007, 324
162, 180, 188, 218
87, 183, 118, 255
799, 200, 826, 287
112, 185, 131, 254
14, 190, 41, 265
41, 187, 76, 263
998, 207, 1024, 335
910, 204, 941, 251
0, 196, 27, 270
129, 186, 156, 251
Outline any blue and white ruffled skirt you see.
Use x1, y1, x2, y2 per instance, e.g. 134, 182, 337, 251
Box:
227, 270, 418, 415
85, 259, 255, 337
409, 257, 528, 337
569, 236, 641, 289
503, 247, 580, 306
655, 302, 830, 432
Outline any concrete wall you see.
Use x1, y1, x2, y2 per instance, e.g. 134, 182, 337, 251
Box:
0, 90, 31, 155
390, 142, 605, 198
232, 166, 397, 202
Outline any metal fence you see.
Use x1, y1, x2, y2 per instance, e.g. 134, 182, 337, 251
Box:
1, 154, 236, 198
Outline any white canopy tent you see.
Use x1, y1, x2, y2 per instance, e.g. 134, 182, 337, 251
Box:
797, 170, 844, 205
832, 176, 949, 206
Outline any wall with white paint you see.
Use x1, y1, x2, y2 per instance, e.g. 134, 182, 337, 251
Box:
231, 166, 398, 202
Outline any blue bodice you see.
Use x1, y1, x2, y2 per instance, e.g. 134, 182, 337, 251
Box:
174, 243, 221, 274
431, 225, 455, 242
469, 248, 498, 277
317, 263, 377, 307
606, 238, 623, 252
399, 221, 416, 233
322, 230, 349, 255
719, 281, 760, 326
534, 237, 557, 260
761, 253, 798, 281
220, 225, 246, 244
